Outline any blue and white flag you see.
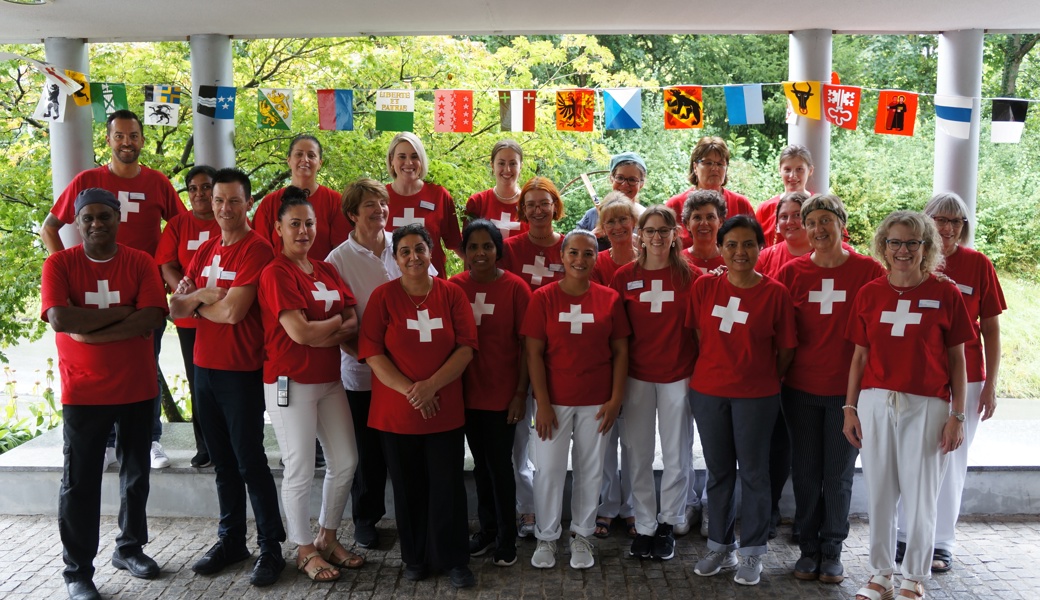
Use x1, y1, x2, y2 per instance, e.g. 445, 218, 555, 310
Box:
603, 88, 642, 130
934, 94, 974, 139
724, 84, 765, 125
196, 85, 237, 120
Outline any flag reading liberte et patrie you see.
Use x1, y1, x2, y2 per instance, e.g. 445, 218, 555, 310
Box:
375, 89, 414, 132
316, 89, 354, 131
499, 89, 536, 132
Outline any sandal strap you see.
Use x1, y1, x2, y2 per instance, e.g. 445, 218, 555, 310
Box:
856, 575, 895, 600
899, 579, 925, 599
298, 551, 322, 569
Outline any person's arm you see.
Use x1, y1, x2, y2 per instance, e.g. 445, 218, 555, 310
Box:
596, 336, 628, 434
278, 309, 344, 347
169, 277, 224, 320
776, 347, 795, 379
979, 315, 1001, 421
842, 344, 868, 449
526, 336, 557, 440
47, 305, 134, 334
941, 343, 968, 454
506, 339, 530, 424
40, 214, 67, 254
407, 344, 474, 419
67, 307, 165, 344
159, 261, 184, 292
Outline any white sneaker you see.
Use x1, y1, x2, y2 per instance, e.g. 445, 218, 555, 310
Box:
674, 505, 695, 536
734, 554, 763, 585
103, 446, 118, 471
569, 534, 595, 570
694, 549, 738, 576
150, 442, 170, 469
531, 539, 556, 569
700, 509, 710, 537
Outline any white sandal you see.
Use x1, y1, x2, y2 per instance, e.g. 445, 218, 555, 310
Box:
898, 578, 925, 599
856, 574, 895, 600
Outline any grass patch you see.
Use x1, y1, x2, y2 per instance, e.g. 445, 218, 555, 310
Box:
995, 273, 1040, 399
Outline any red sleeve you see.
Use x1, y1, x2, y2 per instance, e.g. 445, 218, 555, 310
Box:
158, 173, 187, 220
978, 257, 1006, 319
609, 291, 632, 340
441, 191, 463, 251
40, 252, 70, 320
251, 195, 277, 245
520, 290, 548, 341
154, 219, 180, 266
845, 289, 870, 347
512, 276, 533, 337
51, 177, 81, 224
773, 284, 798, 349
260, 262, 308, 315
945, 287, 978, 348
464, 193, 479, 222
358, 285, 389, 360
134, 251, 170, 313
448, 281, 479, 350
233, 237, 274, 287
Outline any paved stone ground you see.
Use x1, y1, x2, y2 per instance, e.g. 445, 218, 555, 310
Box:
0, 514, 1037, 599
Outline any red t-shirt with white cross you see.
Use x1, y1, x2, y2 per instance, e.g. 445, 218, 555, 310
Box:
449, 269, 532, 411
251, 185, 352, 261
666, 187, 755, 249
155, 212, 222, 329
611, 262, 700, 383
500, 234, 565, 291
40, 244, 169, 406
592, 249, 631, 286
464, 189, 528, 239
938, 245, 1006, 383
681, 250, 725, 275
774, 253, 886, 396
845, 275, 976, 401
686, 274, 797, 398
358, 278, 478, 434
259, 255, 357, 384
51, 165, 186, 257
521, 282, 631, 407
185, 230, 274, 372
385, 183, 462, 278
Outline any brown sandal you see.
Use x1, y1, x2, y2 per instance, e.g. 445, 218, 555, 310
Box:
897, 579, 925, 599
320, 540, 365, 569
297, 551, 340, 582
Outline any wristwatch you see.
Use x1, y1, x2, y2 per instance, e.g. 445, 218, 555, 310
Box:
950, 410, 966, 422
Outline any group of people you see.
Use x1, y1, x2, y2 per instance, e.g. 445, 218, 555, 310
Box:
40, 110, 1002, 600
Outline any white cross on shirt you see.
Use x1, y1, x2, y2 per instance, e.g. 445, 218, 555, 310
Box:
117, 191, 144, 222
84, 279, 120, 309
471, 292, 495, 326
808, 278, 847, 315
311, 281, 339, 312
392, 207, 426, 228
639, 280, 674, 313
407, 309, 444, 343
522, 255, 554, 286
880, 299, 922, 337
201, 255, 236, 289
559, 303, 594, 334
491, 212, 520, 235
187, 230, 210, 251
711, 296, 749, 334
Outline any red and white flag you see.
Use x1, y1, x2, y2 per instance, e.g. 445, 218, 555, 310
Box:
499, 89, 536, 132
434, 89, 473, 133
822, 84, 861, 130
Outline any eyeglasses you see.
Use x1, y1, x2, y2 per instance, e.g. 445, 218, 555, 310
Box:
777, 213, 803, 223
932, 216, 967, 228
641, 228, 673, 239
697, 160, 727, 169
612, 174, 644, 186
523, 201, 553, 211
885, 239, 924, 252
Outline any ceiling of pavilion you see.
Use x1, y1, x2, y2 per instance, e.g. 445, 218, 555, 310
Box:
0, 0, 1038, 44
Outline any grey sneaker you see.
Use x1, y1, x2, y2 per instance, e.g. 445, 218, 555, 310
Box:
517, 514, 536, 539
734, 554, 763, 586
569, 534, 595, 569
694, 549, 738, 576
531, 539, 556, 569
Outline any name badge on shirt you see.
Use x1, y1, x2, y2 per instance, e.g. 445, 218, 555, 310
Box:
956, 283, 974, 296
549, 264, 564, 272
918, 299, 940, 309
626, 280, 645, 291
419, 200, 436, 211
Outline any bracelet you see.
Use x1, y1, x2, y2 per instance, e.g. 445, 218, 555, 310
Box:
842, 405, 858, 411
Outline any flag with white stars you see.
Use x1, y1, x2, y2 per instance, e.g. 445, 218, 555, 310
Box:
196, 85, 237, 120
433, 89, 473, 133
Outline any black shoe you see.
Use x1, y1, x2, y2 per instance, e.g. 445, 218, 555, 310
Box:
448, 566, 476, 588
768, 509, 781, 540
250, 550, 285, 587
629, 534, 653, 558
793, 553, 820, 580
66, 579, 101, 600
819, 554, 844, 583
192, 539, 251, 575
403, 563, 429, 581
895, 540, 906, 563
355, 521, 379, 549
651, 523, 675, 560
492, 545, 517, 567
790, 524, 801, 544
111, 551, 160, 579
469, 530, 496, 557
190, 452, 212, 468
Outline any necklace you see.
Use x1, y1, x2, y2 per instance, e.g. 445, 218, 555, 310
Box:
528, 230, 554, 241
401, 277, 433, 309
493, 186, 520, 202
887, 274, 927, 296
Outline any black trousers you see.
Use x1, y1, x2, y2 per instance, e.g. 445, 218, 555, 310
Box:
465, 408, 517, 550
175, 326, 208, 454
769, 401, 792, 519
782, 386, 858, 557
60, 398, 152, 582
381, 427, 469, 571
195, 367, 285, 552
346, 389, 388, 526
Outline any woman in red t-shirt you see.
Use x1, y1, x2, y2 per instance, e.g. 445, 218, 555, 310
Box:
464, 139, 528, 239
358, 223, 478, 589
257, 189, 362, 582
755, 145, 814, 247
680, 189, 727, 275
844, 211, 974, 600
522, 230, 630, 571
686, 215, 797, 586
757, 191, 811, 278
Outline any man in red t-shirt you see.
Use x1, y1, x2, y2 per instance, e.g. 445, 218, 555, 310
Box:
169, 168, 286, 587
41, 188, 168, 599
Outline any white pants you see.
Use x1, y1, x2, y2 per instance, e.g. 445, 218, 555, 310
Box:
598, 422, 634, 519
513, 391, 536, 514
532, 404, 608, 541
622, 378, 691, 536
897, 380, 983, 552
264, 379, 358, 546
859, 388, 950, 580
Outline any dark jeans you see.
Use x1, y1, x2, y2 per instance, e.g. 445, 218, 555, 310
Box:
381, 428, 469, 571
106, 324, 164, 447
60, 399, 152, 582
195, 366, 285, 552
769, 402, 792, 519
346, 389, 388, 527
465, 408, 517, 551
175, 326, 208, 454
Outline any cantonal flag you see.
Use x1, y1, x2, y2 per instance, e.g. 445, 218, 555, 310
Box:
723, 84, 764, 125
434, 89, 473, 133
499, 89, 536, 132
874, 90, 918, 137
783, 81, 822, 120
196, 85, 236, 120
65, 70, 90, 107
375, 89, 414, 132
143, 85, 181, 127
258, 88, 292, 130
316, 89, 354, 131
89, 82, 128, 123
603, 88, 641, 130
822, 84, 861, 130
555, 89, 595, 132
934, 94, 974, 140
664, 86, 704, 129
991, 98, 1028, 144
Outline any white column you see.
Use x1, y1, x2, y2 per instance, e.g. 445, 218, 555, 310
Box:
788, 29, 833, 194
933, 30, 983, 247
189, 34, 235, 169
44, 37, 93, 248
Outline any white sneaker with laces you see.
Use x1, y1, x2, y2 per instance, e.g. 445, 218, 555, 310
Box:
531, 539, 556, 569
103, 446, 118, 471
674, 505, 695, 536
569, 534, 595, 569
150, 441, 170, 469
734, 554, 763, 585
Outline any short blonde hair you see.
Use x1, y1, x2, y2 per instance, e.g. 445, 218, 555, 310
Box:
386, 132, 429, 180
872, 210, 943, 275
593, 193, 638, 239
